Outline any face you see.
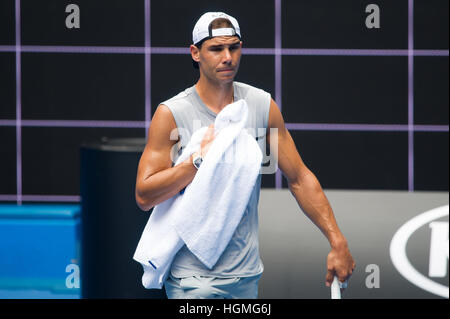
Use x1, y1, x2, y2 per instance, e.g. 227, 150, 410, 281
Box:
191, 36, 242, 84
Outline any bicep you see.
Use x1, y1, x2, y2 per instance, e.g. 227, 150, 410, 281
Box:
137, 104, 178, 183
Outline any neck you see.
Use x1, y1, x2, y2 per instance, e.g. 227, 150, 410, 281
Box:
195, 76, 234, 114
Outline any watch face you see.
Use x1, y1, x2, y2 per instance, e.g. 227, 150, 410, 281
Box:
194, 157, 203, 169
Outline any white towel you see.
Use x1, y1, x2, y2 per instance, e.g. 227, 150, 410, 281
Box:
133, 99, 262, 289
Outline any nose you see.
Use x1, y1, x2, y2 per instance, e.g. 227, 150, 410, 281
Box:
222, 48, 232, 64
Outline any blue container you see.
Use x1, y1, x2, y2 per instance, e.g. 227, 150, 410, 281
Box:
0, 204, 80, 297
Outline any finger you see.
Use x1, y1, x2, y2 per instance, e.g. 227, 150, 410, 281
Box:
325, 269, 335, 287
336, 272, 349, 293
338, 272, 349, 284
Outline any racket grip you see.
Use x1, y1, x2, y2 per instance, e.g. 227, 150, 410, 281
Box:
331, 276, 341, 299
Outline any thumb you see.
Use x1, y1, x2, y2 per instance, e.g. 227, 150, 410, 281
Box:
325, 269, 335, 287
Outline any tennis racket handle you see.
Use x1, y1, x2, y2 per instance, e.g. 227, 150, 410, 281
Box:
331, 276, 341, 299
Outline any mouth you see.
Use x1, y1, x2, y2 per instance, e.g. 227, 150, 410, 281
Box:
217, 68, 234, 73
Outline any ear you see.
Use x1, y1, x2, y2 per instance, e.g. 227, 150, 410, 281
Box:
190, 45, 200, 63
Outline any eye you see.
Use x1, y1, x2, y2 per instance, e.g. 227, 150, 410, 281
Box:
230, 44, 240, 51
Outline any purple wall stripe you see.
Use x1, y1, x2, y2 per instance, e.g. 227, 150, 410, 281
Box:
19, 120, 146, 128
413, 125, 449, 132
414, 50, 449, 56
15, 0, 22, 205
275, 0, 283, 189
150, 47, 189, 54
1, 120, 447, 131
144, 0, 151, 139
0, 195, 81, 202
408, 0, 415, 192
1, 45, 447, 57
2, 45, 145, 54
285, 123, 449, 132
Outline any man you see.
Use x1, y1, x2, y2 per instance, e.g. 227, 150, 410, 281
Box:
135, 12, 355, 299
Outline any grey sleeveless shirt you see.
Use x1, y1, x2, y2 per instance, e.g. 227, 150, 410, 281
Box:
161, 81, 271, 278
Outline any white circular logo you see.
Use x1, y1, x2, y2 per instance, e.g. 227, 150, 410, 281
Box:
390, 205, 449, 298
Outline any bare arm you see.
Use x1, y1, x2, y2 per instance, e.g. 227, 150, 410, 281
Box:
266, 99, 355, 287
135, 104, 215, 211
135, 104, 196, 211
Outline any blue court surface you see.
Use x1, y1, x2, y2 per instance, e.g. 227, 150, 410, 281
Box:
0, 204, 81, 299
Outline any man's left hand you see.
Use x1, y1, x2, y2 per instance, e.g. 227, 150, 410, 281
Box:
325, 241, 355, 292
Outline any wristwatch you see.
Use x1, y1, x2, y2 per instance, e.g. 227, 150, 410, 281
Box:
192, 154, 203, 169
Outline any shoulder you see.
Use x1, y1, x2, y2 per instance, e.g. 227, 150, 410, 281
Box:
153, 88, 194, 129
151, 103, 176, 132
156, 86, 197, 132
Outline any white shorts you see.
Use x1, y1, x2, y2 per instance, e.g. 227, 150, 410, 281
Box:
164, 273, 262, 299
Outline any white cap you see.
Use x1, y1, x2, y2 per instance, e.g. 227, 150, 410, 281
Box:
192, 12, 241, 45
